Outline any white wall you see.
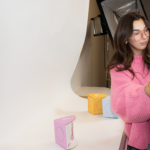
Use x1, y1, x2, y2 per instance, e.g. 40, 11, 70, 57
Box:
0, 1, 89, 149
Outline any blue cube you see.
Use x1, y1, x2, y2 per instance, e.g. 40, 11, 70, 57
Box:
102, 96, 119, 119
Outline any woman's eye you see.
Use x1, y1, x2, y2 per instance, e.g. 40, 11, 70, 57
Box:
134, 33, 139, 35
146, 29, 149, 32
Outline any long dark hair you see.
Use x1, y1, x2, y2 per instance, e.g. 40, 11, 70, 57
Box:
107, 12, 150, 78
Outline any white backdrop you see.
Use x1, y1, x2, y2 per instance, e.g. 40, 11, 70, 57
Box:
0, 0, 90, 149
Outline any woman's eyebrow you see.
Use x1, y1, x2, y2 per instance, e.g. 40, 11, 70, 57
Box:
133, 26, 147, 31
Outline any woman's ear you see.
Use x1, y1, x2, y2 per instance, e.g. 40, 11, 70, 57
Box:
125, 41, 128, 44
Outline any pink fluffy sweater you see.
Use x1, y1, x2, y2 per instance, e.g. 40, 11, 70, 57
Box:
110, 55, 150, 150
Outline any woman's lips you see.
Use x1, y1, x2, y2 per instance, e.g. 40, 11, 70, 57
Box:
140, 41, 147, 45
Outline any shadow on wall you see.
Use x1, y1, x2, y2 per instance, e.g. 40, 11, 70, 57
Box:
141, 0, 150, 21
70, 20, 91, 93
71, 0, 107, 94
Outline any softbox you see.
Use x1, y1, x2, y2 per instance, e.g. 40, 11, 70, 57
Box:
96, 0, 148, 47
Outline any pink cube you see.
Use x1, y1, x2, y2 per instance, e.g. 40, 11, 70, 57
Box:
54, 115, 78, 149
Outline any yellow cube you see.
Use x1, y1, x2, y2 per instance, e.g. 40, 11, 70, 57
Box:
88, 93, 107, 115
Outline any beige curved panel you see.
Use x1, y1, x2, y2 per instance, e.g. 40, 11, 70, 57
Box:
0, 0, 124, 150
71, 0, 107, 93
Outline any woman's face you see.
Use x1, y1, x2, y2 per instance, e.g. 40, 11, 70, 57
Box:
128, 18, 149, 56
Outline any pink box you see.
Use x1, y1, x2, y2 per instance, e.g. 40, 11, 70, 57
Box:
54, 115, 78, 149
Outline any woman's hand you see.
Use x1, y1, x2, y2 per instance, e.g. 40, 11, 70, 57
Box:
144, 81, 150, 97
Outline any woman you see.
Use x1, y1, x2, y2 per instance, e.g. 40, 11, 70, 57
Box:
107, 12, 150, 150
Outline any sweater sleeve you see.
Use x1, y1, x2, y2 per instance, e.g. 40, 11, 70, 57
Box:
110, 67, 150, 123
